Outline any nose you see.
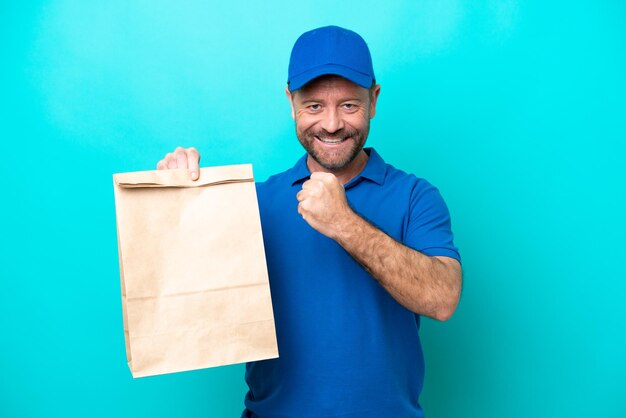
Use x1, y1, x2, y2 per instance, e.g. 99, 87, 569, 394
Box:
319, 107, 344, 134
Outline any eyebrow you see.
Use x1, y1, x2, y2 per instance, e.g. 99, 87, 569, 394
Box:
299, 97, 364, 104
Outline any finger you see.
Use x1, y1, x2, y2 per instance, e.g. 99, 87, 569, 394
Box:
298, 199, 312, 214
303, 181, 324, 194
166, 153, 178, 169
316, 172, 339, 186
297, 201, 309, 217
156, 159, 166, 170
310, 172, 334, 181
301, 179, 321, 190
187, 147, 200, 180
175, 148, 188, 170
296, 190, 307, 202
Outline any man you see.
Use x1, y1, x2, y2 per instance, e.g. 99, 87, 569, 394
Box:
157, 26, 461, 418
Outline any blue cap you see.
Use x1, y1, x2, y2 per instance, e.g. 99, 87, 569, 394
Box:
288, 25, 376, 91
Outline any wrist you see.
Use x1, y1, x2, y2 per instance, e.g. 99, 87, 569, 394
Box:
331, 206, 361, 242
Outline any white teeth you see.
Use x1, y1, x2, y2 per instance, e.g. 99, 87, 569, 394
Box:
318, 137, 344, 144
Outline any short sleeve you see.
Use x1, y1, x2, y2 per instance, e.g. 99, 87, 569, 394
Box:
403, 179, 461, 263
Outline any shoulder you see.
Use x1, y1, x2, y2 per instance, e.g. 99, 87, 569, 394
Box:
380, 157, 460, 261
374, 153, 449, 219
380, 157, 438, 199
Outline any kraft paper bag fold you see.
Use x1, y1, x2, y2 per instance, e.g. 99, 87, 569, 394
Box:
113, 164, 278, 378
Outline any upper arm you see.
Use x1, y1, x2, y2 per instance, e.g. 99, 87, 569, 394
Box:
404, 180, 461, 263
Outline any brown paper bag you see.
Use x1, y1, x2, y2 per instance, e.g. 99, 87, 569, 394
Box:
113, 164, 278, 378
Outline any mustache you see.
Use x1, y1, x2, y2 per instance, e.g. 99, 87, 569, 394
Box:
303, 127, 359, 141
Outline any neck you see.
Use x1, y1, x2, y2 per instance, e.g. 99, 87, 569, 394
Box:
306, 149, 369, 185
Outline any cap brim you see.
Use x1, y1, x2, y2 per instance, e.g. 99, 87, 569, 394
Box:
288, 64, 373, 91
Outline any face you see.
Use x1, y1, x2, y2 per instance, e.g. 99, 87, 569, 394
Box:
287, 75, 380, 171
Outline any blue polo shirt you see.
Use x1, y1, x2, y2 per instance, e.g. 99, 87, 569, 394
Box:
243, 148, 460, 418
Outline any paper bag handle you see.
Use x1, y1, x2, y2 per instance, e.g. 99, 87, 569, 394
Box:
114, 164, 254, 189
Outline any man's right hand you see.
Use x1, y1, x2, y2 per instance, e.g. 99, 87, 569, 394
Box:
156, 147, 201, 181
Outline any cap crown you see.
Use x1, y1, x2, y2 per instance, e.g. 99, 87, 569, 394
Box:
288, 26, 375, 91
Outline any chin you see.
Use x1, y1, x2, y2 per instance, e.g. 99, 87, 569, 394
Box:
312, 148, 362, 170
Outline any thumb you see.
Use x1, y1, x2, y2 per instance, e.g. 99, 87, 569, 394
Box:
188, 155, 200, 181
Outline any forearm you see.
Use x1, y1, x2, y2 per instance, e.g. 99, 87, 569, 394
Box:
332, 210, 462, 320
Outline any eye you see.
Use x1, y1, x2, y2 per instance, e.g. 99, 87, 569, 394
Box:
308, 104, 322, 111
342, 103, 358, 112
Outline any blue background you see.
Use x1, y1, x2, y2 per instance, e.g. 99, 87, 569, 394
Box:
1, 1, 625, 417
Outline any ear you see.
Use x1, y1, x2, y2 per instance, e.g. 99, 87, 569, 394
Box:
369, 84, 381, 119
285, 86, 295, 120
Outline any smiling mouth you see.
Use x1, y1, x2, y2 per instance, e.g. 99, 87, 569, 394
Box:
316, 136, 348, 144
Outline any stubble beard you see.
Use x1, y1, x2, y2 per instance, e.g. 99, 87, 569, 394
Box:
296, 123, 369, 170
